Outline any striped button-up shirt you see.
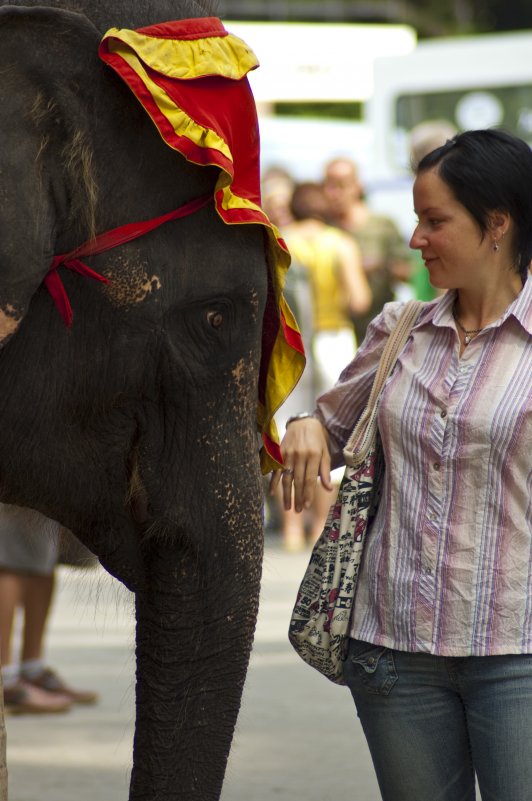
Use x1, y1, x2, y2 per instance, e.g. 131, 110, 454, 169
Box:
315, 275, 532, 656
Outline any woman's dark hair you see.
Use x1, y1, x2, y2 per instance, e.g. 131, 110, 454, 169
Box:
417, 129, 532, 280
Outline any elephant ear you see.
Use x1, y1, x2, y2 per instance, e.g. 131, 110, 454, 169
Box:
0, 6, 102, 347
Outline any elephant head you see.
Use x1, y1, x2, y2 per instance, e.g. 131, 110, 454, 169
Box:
0, 2, 283, 798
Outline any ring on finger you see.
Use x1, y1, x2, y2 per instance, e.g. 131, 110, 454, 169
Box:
282, 467, 294, 476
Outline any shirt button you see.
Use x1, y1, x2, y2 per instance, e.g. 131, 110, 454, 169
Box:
429, 513, 437, 521
440, 410, 447, 418
433, 463, 441, 471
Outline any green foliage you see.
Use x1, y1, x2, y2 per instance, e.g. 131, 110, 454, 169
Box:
274, 101, 362, 120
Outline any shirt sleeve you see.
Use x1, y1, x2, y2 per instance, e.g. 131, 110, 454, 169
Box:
314, 300, 406, 468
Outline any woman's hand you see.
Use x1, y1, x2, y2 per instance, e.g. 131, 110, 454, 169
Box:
269, 417, 333, 513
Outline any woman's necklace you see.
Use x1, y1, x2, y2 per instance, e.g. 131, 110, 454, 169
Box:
453, 308, 483, 345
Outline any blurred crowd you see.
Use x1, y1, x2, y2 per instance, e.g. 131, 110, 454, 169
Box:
263, 142, 444, 552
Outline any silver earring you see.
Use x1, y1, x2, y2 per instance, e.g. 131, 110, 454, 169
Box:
493, 240, 500, 252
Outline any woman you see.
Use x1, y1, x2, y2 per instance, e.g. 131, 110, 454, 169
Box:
271, 129, 532, 800
282, 181, 372, 391
275, 181, 371, 551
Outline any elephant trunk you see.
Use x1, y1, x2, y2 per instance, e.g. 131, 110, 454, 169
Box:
130, 524, 263, 800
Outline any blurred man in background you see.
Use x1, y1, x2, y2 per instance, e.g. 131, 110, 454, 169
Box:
323, 157, 413, 345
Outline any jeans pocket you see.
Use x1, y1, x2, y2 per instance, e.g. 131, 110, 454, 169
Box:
343, 638, 398, 696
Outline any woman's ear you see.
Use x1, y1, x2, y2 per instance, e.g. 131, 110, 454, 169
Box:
488, 210, 511, 241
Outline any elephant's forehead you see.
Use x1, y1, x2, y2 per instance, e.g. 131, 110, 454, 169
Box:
93, 209, 266, 309
102, 251, 162, 308
102, 222, 266, 308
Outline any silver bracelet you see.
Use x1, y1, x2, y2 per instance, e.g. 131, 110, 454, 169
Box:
285, 412, 315, 427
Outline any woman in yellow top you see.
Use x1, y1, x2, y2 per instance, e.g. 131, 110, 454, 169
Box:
276, 181, 371, 550
283, 181, 371, 393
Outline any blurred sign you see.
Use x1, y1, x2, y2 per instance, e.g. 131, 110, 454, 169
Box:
455, 91, 504, 129
224, 21, 417, 102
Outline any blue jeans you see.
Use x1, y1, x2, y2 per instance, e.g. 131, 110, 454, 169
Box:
342, 638, 532, 801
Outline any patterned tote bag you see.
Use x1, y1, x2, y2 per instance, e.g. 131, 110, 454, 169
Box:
288, 300, 422, 684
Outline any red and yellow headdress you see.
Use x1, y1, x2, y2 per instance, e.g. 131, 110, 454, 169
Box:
98, 17, 304, 473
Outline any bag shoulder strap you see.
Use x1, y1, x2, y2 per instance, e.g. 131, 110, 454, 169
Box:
343, 299, 423, 466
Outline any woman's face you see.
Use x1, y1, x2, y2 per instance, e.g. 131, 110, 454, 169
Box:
410, 167, 490, 290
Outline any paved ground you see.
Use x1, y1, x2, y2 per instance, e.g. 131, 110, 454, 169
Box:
5, 535, 381, 801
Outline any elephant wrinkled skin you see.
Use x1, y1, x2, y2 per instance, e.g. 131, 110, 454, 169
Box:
0, 1, 269, 798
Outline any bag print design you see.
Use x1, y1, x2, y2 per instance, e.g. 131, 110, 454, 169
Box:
288, 442, 383, 684
287, 300, 422, 685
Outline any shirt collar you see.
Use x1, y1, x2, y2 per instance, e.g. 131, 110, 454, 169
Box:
510, 272, 532, 335
417, 272, 532, 336
417, 290, 455, 331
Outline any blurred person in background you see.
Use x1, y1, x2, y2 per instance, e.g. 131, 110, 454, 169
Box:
409, 119, 459, 171
261, 165, 295, 229
323, 156, 413, 345
260, 166, 297, 537
275, 181, 371, 551
0, 504, 98, 714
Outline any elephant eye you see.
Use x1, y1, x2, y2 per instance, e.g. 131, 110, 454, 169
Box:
207, 310, 224, 328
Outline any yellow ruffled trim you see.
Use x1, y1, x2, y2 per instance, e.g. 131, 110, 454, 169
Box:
216, 181, 266, 216
104, 27, 259, 81
113, 47, 233, 162
261, 298, 304, 420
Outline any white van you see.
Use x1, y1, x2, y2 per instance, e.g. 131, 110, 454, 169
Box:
224, 21, 416, 184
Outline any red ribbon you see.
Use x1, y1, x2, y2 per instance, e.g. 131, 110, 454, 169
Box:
45, 193, 212, 326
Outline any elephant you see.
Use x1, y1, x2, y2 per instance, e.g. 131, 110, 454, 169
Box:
0, 1, 303, 798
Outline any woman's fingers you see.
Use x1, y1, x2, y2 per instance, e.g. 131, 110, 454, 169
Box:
269, 417, 332, 512
294, 451, 320, 512
269, 469, 282, 495
269, 466, 301, 511
318, 455, 333, 492
283, 418, 330, 512
281, 465, 297, 510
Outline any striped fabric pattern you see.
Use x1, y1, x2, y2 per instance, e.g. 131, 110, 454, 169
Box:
316, 275, 532, 656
